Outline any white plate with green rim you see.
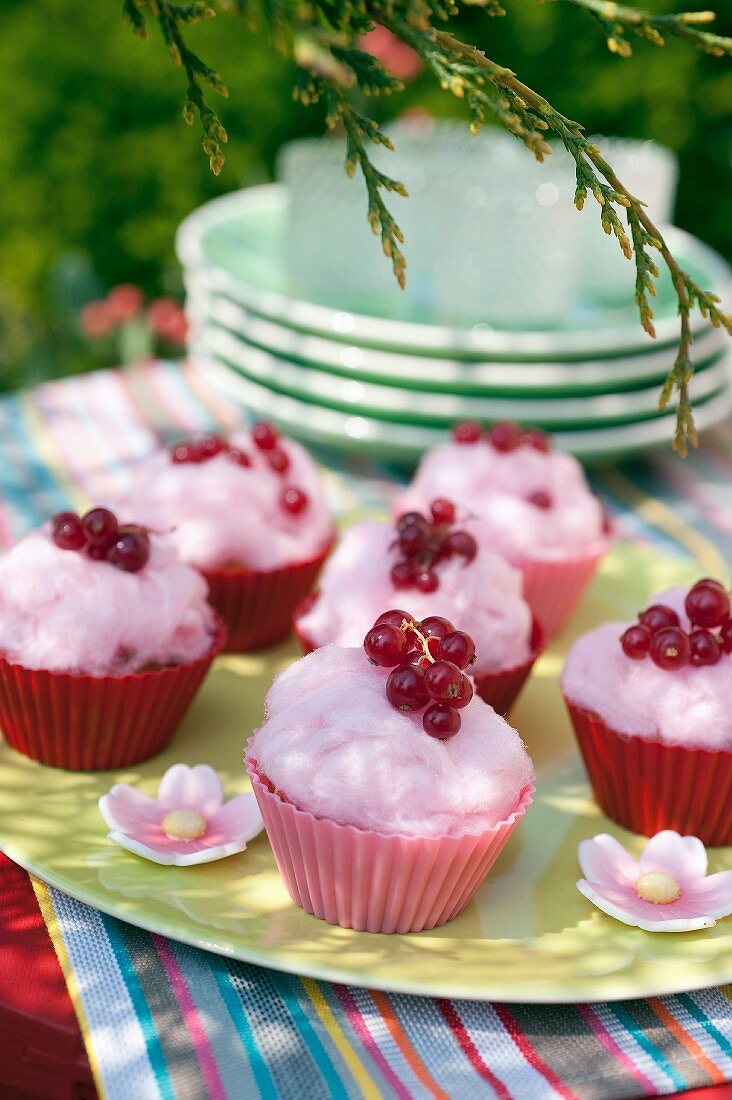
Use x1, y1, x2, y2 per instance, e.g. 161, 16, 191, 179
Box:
188, 289, 728, 397
193, 324, 729, 430
177, 185, 730, 360
191, 321, 726, 429
198, 353, 732, 464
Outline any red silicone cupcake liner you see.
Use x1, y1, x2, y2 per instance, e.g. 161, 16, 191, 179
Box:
246, 753, 533, 933
514, 543, 608, 640
0, 619, 226, 771
202, 542, 332, 653
473, 619, 546, 716
294, 598, 545, 717
564, 697, 732, 846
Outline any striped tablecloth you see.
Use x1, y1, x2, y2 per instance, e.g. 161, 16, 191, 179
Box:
3, 358, 732, 1100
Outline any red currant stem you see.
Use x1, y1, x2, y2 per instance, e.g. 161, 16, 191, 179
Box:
400, 619, 436, 665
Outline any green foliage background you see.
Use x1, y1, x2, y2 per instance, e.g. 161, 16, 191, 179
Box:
0, 0, 730, 390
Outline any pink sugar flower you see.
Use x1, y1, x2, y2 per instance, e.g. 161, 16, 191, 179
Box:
577, 830, 732, 932
99, 763, 263, 866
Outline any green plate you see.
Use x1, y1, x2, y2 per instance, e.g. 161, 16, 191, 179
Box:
191, 290, 728, 398
199, 354, 732, 466
195, 324, 728, 430
177, 185, 730, 361
4, 545, 732, 1002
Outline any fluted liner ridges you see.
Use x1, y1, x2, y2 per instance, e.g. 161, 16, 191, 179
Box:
0, 619, 225, 771
246, 755, 534, 934
203, 545, 331, 653
293, 602, 546, 718
565, 698, 732, 846
517, 546, 607, 639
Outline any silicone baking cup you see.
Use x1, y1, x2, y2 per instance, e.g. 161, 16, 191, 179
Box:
246, 754, 534, 933
513, 539, 610, 640
565, 697, 732, 847
203, 542, 332, 652
293, 598, 545, 717
0, 619, 226, 771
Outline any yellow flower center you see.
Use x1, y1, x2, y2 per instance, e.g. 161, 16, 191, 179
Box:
161, 808, 208, 841
635, 870, 681, 905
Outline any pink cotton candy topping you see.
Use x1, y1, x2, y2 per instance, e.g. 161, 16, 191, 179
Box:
0, 527, 216, 675
395, 439, 605, 562
250, 645, 533, 837
562, 587, 732, 750
297, 520, 532, 675
122, 432, 334, 571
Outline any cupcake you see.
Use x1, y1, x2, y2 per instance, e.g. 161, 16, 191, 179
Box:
294, 505, 544, 715
395, 421, 610, 638
121, 425, 335, 651
0, 507, 223, 770
562, 578, 732, 845
246, 614, 534, 933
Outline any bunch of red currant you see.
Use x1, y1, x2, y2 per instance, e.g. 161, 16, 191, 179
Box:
363, 611, 477, 739
392, 500, 477, 593
620, 579, 732, 669
452, 420, 551, 454
51, 509, 150, 573
169, 425, 308, 516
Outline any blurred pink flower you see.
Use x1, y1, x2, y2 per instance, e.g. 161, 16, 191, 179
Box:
80, 300, 115, 339
359, 26, 422, 82
106, 283, 145, 323
147, 297, 189, 346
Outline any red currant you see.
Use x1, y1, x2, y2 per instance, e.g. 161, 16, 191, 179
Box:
391, 561, 414, 589
281, 487, 308, 515
452, 675, 474, 709
364, 624, 408, 667
171, 442, 197, 464
424, 660, 463, 702
689, 629, 722, 666
397, 511, 428, 532
268, 447, 290, 474
386, 665, 430, 711
82, 508, 119, 546
441, 530, 477, 563
439, 631, 476, 669
198, 433, 227, 459
452, 421, 481, 444
106, 531, 150, 573
649, 626, 690, 670
375, 609, 412, 630
639, 604, 680, 632
423, 703, 461, 740
527, 491, 552, 510
419, 616, 454, 658
521, 428, 551, 453
229, 448, 251, 467
488, 421, 521, 453
51, 512, 86, 551
721, 620, 732, 654
398, 521, 428, 558
415, 569, 439, 593
620, 624, 652, 660
685, 580, 731, 629
430, 498, 456, 525
252, 421, 279, 451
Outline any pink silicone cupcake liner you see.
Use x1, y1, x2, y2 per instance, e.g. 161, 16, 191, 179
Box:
294, 598, 545, 717
513, 541, 609, 640
246, 753, 534, 933
565, 697, 732, 846
0, 619, 226, 771
203, 542, 332, 653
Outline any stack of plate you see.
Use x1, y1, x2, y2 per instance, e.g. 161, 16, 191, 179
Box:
177, 184, 732, 464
